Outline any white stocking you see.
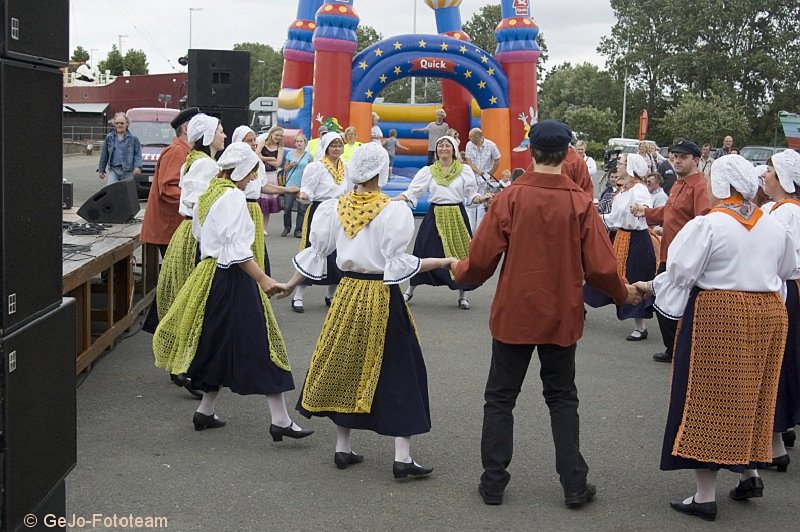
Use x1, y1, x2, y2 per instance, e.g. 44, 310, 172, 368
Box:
394, 436, 412, 463
266, 393, 297, 429
326, 284, 337, 299
772, 431, 787, 458
684, 469, 717, 504
196, 391, 218, 416
293, 284, 306, 302
405, 285, 416, 298
335, 425, 352, 453
634, 318, 645, 331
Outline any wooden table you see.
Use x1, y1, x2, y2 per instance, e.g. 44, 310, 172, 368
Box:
62, 210, 159, 374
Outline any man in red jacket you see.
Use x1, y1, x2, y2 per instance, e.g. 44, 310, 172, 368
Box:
454, 120, 640, 508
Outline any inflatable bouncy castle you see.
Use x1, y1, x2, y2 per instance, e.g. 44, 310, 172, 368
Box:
278, 0, 541, 174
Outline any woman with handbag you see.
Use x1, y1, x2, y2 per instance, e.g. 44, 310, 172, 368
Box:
282, 133, 311, 237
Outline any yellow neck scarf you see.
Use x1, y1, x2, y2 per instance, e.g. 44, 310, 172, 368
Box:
337, 192, 390, 239
322, 156, 345, 185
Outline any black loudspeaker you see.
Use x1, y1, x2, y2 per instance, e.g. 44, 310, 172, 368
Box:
77, 179, 140, 223
62, 181, 73, 209
0, 299, 76, 532
188, 49, 250, 109
203, 107, 249, 147
0, 1, 69, 67
0, 59, 62, 336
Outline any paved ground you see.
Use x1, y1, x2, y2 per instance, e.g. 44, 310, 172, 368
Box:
62, 156, 799, 531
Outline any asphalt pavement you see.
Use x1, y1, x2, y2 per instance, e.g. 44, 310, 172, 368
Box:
62, 155, 799, 531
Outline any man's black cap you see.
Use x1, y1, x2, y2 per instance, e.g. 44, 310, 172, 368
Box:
528, 119, 572, 152
171, 107, 200, 129
668, 139, 702, 157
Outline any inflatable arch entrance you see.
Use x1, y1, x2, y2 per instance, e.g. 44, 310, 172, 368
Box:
279, 0, 541, 173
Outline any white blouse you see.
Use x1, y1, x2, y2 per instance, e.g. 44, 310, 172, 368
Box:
293, 198, 421, 284
401, 165, 480, 208
178, 157, 218, 217
193, 188, 255, 268
244, 163, 267, 200
602, 183, 652, 231
766, 201, 800, 280
652, 211, 796, 318
300, 160, 351, 202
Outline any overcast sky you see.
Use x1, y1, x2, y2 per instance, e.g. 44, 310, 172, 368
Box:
70, 1, 615, 77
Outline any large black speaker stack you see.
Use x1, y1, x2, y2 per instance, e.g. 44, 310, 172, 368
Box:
187, 49, 251, 145
0, 2, 74, 531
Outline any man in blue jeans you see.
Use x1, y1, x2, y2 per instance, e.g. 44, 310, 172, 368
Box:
97, 112, 142, 183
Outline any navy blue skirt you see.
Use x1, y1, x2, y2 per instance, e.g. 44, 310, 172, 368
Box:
410, 203, 477, 291
584, 229, 654, 320
660, 288, 755, 472
187, 265, 294, 396
774, 279, 800, 432
297, 275, 431, 437
302, 201, 342, 286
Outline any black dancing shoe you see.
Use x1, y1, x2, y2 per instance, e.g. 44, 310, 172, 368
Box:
625, 329, 648, 341
565, 483, 597, 508
192, 412, 226, 431
291, 299, 304, 313
183, 380, 204, 399
669, 498, 717, 521
729, 476, 764, 500
783, 429, 796, 448
392, 460, 433, 479
324, 296, 333, 307
653, 351, 673, 363
171, 373, 189, 387
334, 451, 364, 470
766, 453, 790, 472
478, 484, 503, 505
269, 423, 314, 442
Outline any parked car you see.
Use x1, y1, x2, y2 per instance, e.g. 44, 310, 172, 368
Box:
126, 107, 180, 198
739, 146, 786, 167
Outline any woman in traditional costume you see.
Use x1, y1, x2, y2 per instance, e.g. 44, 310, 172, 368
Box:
635, 155, 796, 522
761, 149, 800, 469
153, 142, 312, 441
291, 133, 351, 312
393, 135, 492, 310
585, 153, 656, 341
282, 142, 453, 478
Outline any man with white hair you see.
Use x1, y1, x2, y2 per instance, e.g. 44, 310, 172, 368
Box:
465, 128, 501, 231
97, 111, 143, 183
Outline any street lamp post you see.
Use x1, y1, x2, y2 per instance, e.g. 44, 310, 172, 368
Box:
410, 0, 417, 104
257, 60, 266, 97
118, 34, 128, 54
189, 7, 203, 50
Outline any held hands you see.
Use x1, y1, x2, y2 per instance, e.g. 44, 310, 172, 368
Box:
448, 259, 460, 272
629, 203, 647, 217
440, 257, 458, 270
258, 276, 287, 298
633, 281, 654, 297
625, 284, 643, 305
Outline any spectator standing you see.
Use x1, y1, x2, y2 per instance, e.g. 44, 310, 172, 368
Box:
413, 108, 449, 165
256, 126, 285, 235
382, 129, 409, 176
306, 125, 329, 161
97, 112, 143, 183
713, 135, 733, 159
370, 112, 383, 144
638, 141, 658, 173
453, 119, 639, 507
646, 172, 668, 208
342, 126, 362, 164
282, 133, 311, 238
575, 141, 597, 175
658, 152, 677, 194
464, 128, 501, 232
699, 143, 713, 179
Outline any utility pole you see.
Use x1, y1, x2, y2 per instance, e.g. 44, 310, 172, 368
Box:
410, 0, 417, 104
118, 34, 129, 54
189, 7, 203, 50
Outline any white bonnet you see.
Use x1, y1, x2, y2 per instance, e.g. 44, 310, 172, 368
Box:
710, 154, 759, 200
232, 125, 255, 144
435, 135, 459, 158
187, 114, 220, 146
348, 142, 390, 187
626, 153, 649, 178
771, 149, 800, 193
217, 142, 260, 182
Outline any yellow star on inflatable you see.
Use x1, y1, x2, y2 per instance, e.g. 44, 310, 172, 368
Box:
489, 95, 498, 105
464, 70, 472, 78
374, 48, 383, 57
481, 55, 489, 64
487, 67, 495, 76
477, 80, 486, 89
394, 66, 402, 75
459, 45, 468, 54
418, 39, 427, 48
379, 74, 388, 83
358, 60, 368, 70
365, 89, 373, 98
440, 42, 449, 51
394, 41, 402, 50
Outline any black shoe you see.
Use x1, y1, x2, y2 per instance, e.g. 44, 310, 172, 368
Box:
269, 423, 314, 442
324, 296, 333, 307
183, 380, 204, 399
171, 373, 189, 387
783, 430, 796, 448
334, 451, 364, 470
669, 498, 717, 521
729, 476, 764, 500
766, 453, 790, 472
478, 484, 503, 505
653, 351, 673, 363
193, 412, 226, 431
294, 230, 302, 238
565, 483, 596, 508
281, 227, 290, 237
291, 299, 304, 313
626, 329, 648, 341
393, 460, 433, 479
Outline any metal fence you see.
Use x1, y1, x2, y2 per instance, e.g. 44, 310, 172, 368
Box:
62, 126, 108, 144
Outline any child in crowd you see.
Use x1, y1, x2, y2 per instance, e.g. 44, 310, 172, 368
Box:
382, 129, 409, 176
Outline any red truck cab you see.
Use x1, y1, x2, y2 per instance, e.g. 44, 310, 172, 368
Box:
126, 107, 180, 198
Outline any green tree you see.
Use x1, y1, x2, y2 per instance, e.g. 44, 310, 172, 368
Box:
71, 46, 90, 63
123, 49, 148, 75
538, 62, 622, 122
233, 42, 283, 99
356, 25, 382, 54
659, 93, 750, 147
98, 44, 124, 76
563, 106, 619, 146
